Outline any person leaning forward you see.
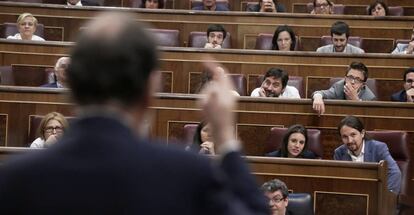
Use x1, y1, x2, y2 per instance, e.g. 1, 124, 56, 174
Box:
0, 12, 268, 215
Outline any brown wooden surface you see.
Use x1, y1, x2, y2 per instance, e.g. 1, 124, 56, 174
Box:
0, 145, 397, 215
0, 2, 413, 49
0, 40, 412, 100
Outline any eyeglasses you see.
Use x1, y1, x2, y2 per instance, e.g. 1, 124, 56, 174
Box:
44, 126, 64, 133
405, 79, 414, 84
268, 196, 286, 204
345, 75, 364, 84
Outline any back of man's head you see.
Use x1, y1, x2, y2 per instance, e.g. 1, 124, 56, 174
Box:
67, 12, 158, 107
330, 21, 349, 38
206, 24, 227, 39
264, 68, 289, 88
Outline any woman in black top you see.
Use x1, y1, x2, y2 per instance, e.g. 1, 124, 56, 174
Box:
266, 124, 317, 159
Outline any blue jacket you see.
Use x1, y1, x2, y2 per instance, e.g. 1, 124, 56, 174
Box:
334, 139, 402, 193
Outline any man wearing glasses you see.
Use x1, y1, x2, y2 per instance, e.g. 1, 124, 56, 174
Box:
391, 67, 414, 102
261, 179, 290, 215
311, 0, 333, 15
312, 62, 376, 115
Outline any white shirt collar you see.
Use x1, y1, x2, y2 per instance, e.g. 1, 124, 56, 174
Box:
347, 140, 365, 162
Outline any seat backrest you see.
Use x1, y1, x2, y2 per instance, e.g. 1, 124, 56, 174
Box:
11, 65, 51, 86
329, 77, 378, 99
255, 75, 304, 98
127, 0, 166, 8
190, 0, 229, 10
228, 74, 247, 96
0, 66, 14, 85
320, 35, 362, 48
388, 6, 404, 16
306, 3, 344, 14
366, 130, 409, 195
148, 28, 180, 47
255, 33, 299, 51
3, 22, 45, 39
287, 193, 314, 215
265, 127, 323, 158
188, 31, 231, 48
28, 115, 75, 145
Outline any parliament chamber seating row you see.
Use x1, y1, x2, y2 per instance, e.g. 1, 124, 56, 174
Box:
0, 1, 413, 49
0, 40, 411, 101
7, 0, 414, 13
0, 89, 411, 214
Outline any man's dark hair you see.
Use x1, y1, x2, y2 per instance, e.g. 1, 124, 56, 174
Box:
141, 0, 164, 9
259, 0, 277, 6
206, 24, 227, 40
261, 179, 289, 199
337, 115, 368, 140
264, 68, 289, 88
272, 25, 296, 51
347, 62, 368, 82
368, 0, 388, 16
67, 14, 158, 107
403, 67, 414, 81
313, 0, 332, 7
330, 21, 350, 38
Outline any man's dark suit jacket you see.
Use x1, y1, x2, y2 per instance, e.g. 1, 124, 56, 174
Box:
391, 90, 408, 102
0, 116, 268, 214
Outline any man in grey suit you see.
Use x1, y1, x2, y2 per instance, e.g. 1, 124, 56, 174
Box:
334, 116, 401, 194
312, 62, 376, 115
316, 21, 365, 54
391, 26, 414, 54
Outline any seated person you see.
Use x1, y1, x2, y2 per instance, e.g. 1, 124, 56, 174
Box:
30, 112, 69, 148
66, 0, 100, 6
261, 179, 289, 215
272, 25, 296, 51
251, 68, 300, 98
316, 21, 365, 54
246, 0, 286, 13
368, 0, 388, 16
266, 124, 317, 159
334, 115, 402, 194
195, 68, 240, 95
188, 121, 215, 155
391, 67, 414, 102
204, 24, 226, 49
312, 62, 376, 115
7, 13, 45, 41
391, 26, 414, 54
41, 57, 70, 88
192, 0, 229, 11
310, 0, 333, 15
141, 0, 164, 9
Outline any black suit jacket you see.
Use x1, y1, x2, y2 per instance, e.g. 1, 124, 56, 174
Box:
0, 116, 267, 214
